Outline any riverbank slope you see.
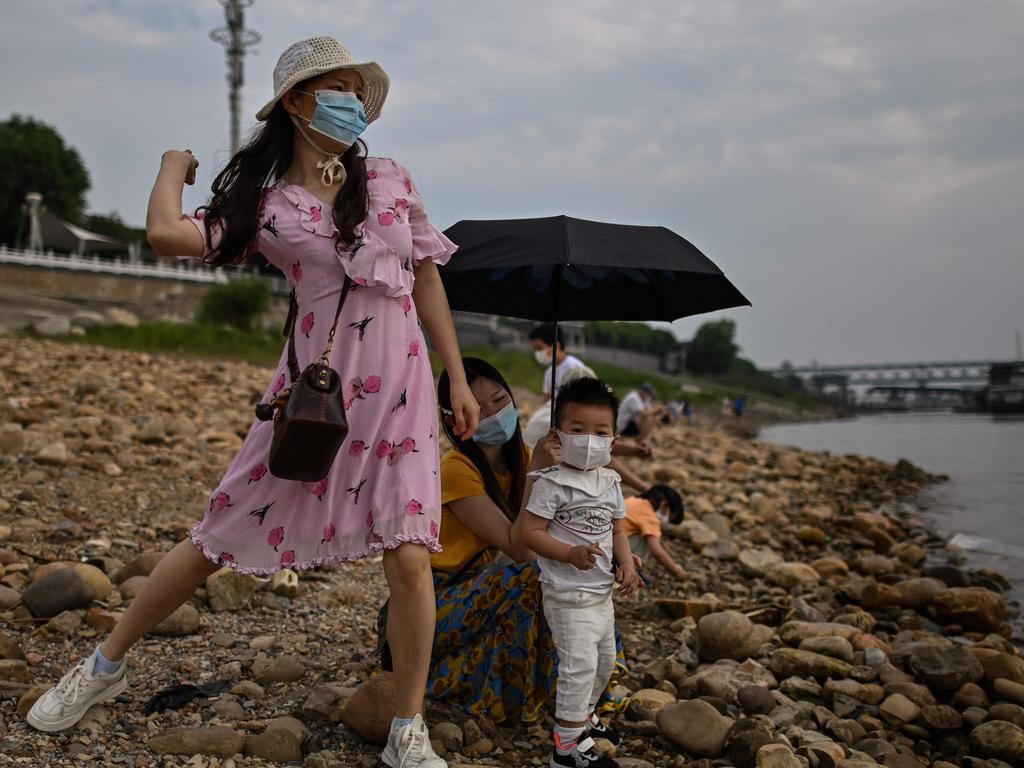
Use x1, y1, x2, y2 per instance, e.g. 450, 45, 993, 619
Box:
0, 337, 1021, 767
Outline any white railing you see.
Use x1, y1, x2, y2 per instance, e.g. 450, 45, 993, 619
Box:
0, 246, 289, 295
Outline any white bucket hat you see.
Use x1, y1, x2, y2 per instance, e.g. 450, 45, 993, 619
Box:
256, 36, 390, 123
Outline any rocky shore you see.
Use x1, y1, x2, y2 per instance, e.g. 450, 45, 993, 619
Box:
0, 336, 1022, 768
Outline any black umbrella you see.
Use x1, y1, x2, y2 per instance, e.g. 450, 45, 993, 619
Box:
440, 215, 750, 404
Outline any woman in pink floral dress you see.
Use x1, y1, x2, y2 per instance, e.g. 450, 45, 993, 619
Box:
27, 37, 478, 768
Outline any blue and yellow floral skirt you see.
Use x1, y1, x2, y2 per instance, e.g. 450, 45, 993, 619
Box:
427, 560, 627, 724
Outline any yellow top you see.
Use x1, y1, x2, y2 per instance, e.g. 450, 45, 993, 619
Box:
431, 448, 527, 573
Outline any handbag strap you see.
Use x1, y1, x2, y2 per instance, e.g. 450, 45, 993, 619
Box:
283, 276, 353, 383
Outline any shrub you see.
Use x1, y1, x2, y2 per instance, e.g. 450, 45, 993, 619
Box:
195, 278, 272, 332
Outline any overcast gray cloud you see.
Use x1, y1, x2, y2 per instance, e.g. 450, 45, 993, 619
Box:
2, 0, 1022, 367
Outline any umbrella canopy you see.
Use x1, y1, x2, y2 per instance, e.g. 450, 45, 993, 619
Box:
440, 215, 750, 322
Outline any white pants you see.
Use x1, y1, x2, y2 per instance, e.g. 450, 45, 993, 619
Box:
542, 585, 616, 722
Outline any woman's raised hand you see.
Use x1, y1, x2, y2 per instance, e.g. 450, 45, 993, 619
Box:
529, 429, 562, 470
449, 380, 481, 440
161, 149, 199, 186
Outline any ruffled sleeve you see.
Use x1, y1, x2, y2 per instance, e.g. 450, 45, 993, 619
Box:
396, 161, 458, 268
180, 211, 222, 261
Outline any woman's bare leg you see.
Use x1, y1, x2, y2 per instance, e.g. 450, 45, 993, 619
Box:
99, 538, 220, 660
382, 542, 436, 717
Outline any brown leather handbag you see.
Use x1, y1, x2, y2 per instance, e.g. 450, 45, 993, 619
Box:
255, 278, 352, 481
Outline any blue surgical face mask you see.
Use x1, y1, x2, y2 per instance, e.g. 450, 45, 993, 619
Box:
297, 90, 368, 147
473, 401, 519, 445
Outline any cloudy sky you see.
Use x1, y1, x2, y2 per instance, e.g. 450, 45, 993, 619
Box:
2, 0, 1022, 368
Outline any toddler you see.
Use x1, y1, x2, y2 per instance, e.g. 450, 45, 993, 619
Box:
514, 377, 639, 768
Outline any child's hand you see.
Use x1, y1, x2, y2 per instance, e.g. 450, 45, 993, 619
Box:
568, 543, 602, 570
616, 564, 641, 598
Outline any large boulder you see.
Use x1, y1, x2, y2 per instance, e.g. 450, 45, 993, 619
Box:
339, 673, 397, 745
21, 568, 93, 618
738, 549, 784, 578
770, 648, 853, 681
969, 721, 1024, 764
892, 577, 946, 608
151, 603, 200, 637
697, 611, 774, 661
908, 645, 984, 693
724, 716, 776, 768
767, 562, 821, 590
694, 659, 777, 702
206, 568, 259, 612
656, 699, 733, 758
931, 587, 1005, 632
148, 726, 245, 757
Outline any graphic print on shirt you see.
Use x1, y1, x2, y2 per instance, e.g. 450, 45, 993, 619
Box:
261, 214, 279, 237
553, 506, 613, 536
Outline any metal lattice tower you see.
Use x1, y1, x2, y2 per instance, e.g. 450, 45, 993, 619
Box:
210, 0, 261, 155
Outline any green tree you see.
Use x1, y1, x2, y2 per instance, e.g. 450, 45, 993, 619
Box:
0, 115, 91, 245
685, 319, 739, 375
83, 212, 146, 244
196, 278, 272, 332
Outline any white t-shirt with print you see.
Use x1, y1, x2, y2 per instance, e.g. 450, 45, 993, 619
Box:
542, 354, 587, 395
526, 464, 625, 593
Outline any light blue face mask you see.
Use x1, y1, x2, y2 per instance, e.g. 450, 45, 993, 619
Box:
297, 90, 368, 147
473, 401, 520, 445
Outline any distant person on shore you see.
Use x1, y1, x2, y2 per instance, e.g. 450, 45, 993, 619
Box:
734, 395, 747, 417
617, 383, 667, 449
622, 485, 687, 583
26, 37, 477, 768
513, 376, 639, 768
529, 323, 587, 397
682, 400, 694, 426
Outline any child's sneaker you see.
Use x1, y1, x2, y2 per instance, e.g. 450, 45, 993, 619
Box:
381, 714, 447, 768
550, 734, 619, 768
26, 654, 128, 732
584, 713, 622, 746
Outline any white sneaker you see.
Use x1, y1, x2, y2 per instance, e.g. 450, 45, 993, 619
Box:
381, 714, 447, 768
26, 653, 128, 733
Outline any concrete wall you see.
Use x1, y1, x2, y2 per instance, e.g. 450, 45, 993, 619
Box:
0, 263, 289, 328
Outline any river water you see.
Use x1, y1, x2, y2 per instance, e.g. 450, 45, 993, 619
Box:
760, 412, 1024, 626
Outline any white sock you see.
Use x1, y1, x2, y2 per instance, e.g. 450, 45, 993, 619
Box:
92, 646, 124, 676
554, 723, 585, 754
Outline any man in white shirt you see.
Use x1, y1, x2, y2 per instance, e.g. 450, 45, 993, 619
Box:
616, 383, 667, 448
529, 323, 587, 396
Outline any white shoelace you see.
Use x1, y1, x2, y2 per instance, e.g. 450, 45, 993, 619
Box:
399, 723, 436, 764
56, 662, 93, 706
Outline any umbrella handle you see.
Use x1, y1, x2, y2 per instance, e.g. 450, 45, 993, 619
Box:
549, 266, 562, 429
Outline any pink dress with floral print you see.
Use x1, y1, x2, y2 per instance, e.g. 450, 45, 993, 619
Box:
187, 158, 456, 574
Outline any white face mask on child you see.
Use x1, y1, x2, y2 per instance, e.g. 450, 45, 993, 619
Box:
557, 431, 613, 471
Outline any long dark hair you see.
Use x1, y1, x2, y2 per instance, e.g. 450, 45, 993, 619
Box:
438, 358, 528, 522
198, 98, 368, 266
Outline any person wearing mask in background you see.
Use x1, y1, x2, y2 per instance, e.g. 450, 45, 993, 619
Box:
622, 484, 687, 583
529, 323, 587, 398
